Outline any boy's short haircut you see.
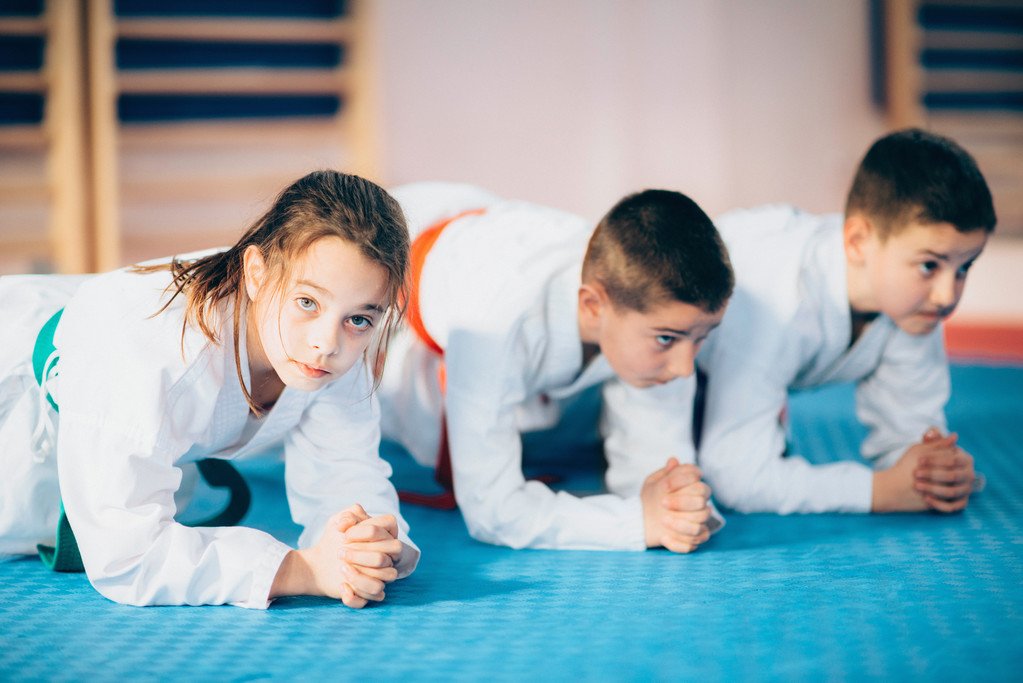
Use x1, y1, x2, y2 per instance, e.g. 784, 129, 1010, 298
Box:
582, 189, 734, 313
845, 128, 996, 238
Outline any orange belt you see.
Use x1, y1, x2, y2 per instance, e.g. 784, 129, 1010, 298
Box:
398, 208, 485, 509
404, 208, 486, 360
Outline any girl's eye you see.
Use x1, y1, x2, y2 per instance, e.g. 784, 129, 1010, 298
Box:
655, 335, 677, 348
349, 315, 372, 331
918, 261, 939, 277
297, 297, 317, 312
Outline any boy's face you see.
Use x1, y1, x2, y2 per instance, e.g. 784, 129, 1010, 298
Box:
580, 287, 724, 388
850, 218, 988, 336
245, 236, 389, 391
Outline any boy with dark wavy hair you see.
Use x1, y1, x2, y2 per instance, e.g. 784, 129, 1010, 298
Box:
696, 128, 995, 515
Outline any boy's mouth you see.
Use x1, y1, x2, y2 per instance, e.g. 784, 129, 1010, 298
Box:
919, 307, 953, 320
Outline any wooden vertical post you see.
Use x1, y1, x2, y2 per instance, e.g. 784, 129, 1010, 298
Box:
347, 0, 380, 181
44, 0, 90, 273
86, 0, 120, 270
885, 0, 924, 128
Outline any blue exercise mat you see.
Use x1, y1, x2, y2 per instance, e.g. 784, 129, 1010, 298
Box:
1, 363, 1021, 681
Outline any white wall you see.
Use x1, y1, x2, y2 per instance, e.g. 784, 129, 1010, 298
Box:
372, 0, 886, 222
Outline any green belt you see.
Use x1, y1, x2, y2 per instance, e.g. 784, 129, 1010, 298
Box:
32, 308, 251, 572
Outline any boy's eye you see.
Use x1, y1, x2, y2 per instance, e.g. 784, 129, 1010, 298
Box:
956, 261, 974, 279
297, 297, 317, 312
918, 261, 939, 276
348, 315, 373, 330
655, 335, 677, 348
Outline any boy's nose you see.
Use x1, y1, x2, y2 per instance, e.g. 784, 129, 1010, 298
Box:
668, 342, 697, 379
930, 273, 958, 310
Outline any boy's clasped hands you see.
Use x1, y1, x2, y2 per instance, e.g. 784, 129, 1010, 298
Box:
641, 457, 713, 553
874, 427, 976, 514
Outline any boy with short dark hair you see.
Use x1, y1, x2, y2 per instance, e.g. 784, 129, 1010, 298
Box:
379, 183, 734, 551
696, 128, 996, 514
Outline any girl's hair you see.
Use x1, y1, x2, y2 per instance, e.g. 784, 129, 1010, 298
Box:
135, 170, 410, 413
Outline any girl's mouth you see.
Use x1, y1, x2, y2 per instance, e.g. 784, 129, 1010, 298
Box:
295, 361, 329, 379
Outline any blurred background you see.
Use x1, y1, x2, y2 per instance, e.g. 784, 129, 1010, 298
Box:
1, 0, 1020, 331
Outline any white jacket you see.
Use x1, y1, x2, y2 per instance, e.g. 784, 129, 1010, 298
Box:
697, 205, 949, 514
380, 183, 706, 551
0, 267, 418, 608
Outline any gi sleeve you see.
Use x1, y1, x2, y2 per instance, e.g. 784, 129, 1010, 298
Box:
600, 376, 697, 496
57, 365, 292, 609
855, 323, 949, 470
443, 324, 646, 551
697, 343, 873, 515
284, 360, 419, 578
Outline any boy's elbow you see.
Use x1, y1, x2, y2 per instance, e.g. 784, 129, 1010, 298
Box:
461, 505, 512, 548
701, 461, 785, 514
458, 495, 531, 549
706, 477, 755, 513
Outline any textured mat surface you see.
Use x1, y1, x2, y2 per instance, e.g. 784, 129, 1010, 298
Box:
1, 364, 1021, 681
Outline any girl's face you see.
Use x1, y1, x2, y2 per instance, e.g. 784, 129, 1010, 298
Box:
244, 236, 390, 392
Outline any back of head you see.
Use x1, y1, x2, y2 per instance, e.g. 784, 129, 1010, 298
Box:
845, 128, 996, 238
582, 190, 734, 313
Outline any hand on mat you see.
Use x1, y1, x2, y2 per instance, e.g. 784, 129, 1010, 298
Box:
271, 504, 373, 604
339, 512, 405, 608
872, 433, 959, 512
913, 427, 975, 513
641, 457, 712, 553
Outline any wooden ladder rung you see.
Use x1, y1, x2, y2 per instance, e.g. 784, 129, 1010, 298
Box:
116, 18, 352, 43
117, 67, 350, 95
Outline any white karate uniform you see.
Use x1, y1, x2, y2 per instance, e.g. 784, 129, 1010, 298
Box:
0, 267, 418, 608
380, 183, 709, 551
696, 205, 949, 514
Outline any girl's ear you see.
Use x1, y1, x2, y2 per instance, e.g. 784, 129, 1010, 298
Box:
243, 245, 267, 301
843, 213, 876, 265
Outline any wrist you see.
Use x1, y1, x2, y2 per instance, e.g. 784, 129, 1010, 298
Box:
870, 469, 892, 513
269, 548, 319, 599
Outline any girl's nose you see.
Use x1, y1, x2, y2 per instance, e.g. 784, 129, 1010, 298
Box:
310, 323, 341, 357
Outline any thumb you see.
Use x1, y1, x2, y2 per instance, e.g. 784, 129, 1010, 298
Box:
329, 510, 357, 533
644, 459, 677, 486
922, 427, 943, 443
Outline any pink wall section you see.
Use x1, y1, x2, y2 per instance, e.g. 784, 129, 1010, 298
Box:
371, 0, 885, 222
369, 0, 1022, 325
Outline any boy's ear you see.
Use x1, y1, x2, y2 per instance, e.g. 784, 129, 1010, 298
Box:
243, 245, 267, 301
843, 214, 875, 265
577, 281, 607, 323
